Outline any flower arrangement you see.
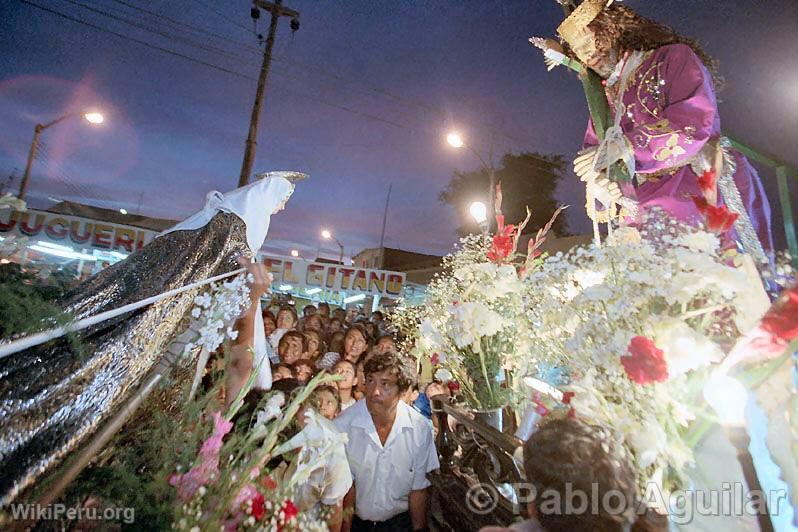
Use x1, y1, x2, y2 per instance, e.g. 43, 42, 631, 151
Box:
394, 187, 564, 411
519, 212, 774, 491
169, 371, 337, 531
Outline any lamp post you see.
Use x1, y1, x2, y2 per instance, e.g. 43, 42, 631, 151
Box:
321, 229, 344, 265
704, 373, 774, 532
290, 249, 299, 258
447, 131, 497, 231
18, 111, 105, 200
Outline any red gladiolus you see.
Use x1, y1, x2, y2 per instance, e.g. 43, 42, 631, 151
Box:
567, 407, 576, 419
692, 196, 739, 233
621, 336, 669, 385
697, 169, 717, 198
430, 353, 440, 366
760, 285, 798, 344
487, 223, 516, 263
251, 492, 265, 521
562, 391, 575, 405
447, 381, 461, 394
283, 500, 298, 521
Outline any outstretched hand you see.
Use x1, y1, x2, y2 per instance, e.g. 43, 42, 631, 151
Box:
237, 256, 272, 305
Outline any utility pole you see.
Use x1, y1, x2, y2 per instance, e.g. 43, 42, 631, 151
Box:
238, 0, 300, 187
377, 183, 392, 268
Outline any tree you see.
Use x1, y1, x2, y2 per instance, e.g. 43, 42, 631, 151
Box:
439, 152, 569, 237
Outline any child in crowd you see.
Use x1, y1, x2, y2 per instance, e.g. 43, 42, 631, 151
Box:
271, 363, 295, 382
276, 305, 298, 330
373, 334, 396, 354
326, 317, 343, 337
332, 360, 357, 411
303, 314, 323, 333
262, 310, 277, 337
309, 384, 341, 420
303, 330, 324, 362
328, 331, 345, 355
292, 358, 315, 384
278, 330, 306, 365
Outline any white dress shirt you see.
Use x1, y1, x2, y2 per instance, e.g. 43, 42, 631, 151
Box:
333, 398, 440, 522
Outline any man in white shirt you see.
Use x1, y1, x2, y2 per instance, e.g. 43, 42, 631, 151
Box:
334, 351, 439, 532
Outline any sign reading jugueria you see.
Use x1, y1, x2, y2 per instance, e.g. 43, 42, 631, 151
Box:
0, 209, 157, 253
258, 255, 406, 297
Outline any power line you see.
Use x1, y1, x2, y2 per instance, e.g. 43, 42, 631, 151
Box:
195, 0, 253, 33
21, 0, 254, 80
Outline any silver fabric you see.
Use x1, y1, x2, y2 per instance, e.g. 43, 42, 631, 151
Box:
0, 212, 251, 505
717, 138, 769, 265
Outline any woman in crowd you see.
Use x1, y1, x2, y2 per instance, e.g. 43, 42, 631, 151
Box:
326, 317, 344, 337
374, 334, 396, 355
342, 324, 370, 364
303, 329, 324, 363
332, 359, 357, 411
278, 330, 306, 365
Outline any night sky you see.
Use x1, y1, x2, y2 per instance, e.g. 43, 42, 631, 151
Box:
1, 0, 796, 260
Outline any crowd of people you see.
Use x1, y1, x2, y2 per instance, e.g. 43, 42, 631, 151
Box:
213, 262, 671, 532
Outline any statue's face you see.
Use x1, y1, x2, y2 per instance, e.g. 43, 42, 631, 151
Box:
570, 26, 616, 78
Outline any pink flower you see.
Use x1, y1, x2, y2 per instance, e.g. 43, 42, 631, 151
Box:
430, 353, 440, 366
621, 336, 669, 385
447, 381, 461, 394
170, 411, 233, 502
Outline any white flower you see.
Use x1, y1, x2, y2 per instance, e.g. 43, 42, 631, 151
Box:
255, 392, 285, 426
434, 368, 453, 382
191, 307, 202, 318
419, 319, 445, 350
607, 226, 642, 246
650, 316, 722, 376
581, 284, 614, 301
572, 269, 606, 289
629, 420, 667, 468
676, 230, 719, 254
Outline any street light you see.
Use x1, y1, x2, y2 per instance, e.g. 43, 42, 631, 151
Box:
18, 111, 105, 200
445, 130, 496, 231
290, 249, 299, 257
469, 201, 489, 233
321, 228, 344, 265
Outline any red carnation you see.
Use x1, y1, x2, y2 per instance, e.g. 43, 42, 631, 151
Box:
697, 169, 718, 199
760, 285, 798, 344
430, 353, 440, 366
251, 492, 265, 521
621, 336, 669, 385
282, 500, 298, 521
447, 381, 461, 394
692, 196, 739, 233
562, 391, 575, 405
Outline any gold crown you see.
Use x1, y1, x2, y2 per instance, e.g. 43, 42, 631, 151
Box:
557, 0, 610, 46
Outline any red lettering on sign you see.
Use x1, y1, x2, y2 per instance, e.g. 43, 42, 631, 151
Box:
306, 264, 324, 286
352, 269, 368, 291
325, 267, 337, 288
386, 274, 404, 295
19, 213, 45, 236
70, 220, 92, 244
0, 211, 18, 232
45, 218, 68, 239
93, 224, 113, 249
114, 228, 136, 252
339, 268, 355, 290
368, 271, 386, 293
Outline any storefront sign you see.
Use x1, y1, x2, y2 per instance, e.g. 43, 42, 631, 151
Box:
0, 209, 157, 253
259, 255, 406, 297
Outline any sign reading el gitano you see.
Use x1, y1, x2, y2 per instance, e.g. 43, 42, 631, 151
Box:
259, 255, 406, 297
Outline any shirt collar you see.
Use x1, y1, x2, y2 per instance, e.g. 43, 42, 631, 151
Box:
351, 399, 414, 447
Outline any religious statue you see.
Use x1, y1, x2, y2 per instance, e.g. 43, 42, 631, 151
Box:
533, 0, 773, 264
0, 171, 303, 505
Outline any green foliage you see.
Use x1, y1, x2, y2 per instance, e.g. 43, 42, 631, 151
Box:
0, 263, 76, 338
439, 152, 570, 237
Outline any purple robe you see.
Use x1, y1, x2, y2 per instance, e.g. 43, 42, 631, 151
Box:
583, 43, 773, 253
